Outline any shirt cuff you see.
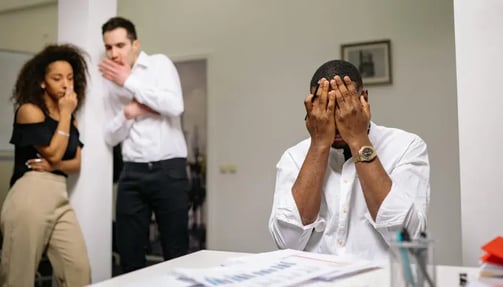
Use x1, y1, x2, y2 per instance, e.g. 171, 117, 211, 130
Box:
275, 208, 326, 232
365, 184, 414, 230
105, 109, 134, 146
123, 73, 140, 99
117, 109, 134, 125
275, 185, 327, 232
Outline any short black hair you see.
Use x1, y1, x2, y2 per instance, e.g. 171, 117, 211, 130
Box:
310, 60, 363, 90
102, 16, 137, 41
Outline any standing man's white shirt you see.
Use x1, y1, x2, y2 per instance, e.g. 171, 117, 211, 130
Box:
269, 122, 430, 262
103, 51, 187, 162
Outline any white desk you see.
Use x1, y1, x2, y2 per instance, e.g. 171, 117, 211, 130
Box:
90, 250, 250, 287
90, 250, 503, 287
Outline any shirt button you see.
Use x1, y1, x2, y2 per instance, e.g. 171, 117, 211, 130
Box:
338, 240, 344, 246
343, 207, 348, 214
343, 179, 348, 184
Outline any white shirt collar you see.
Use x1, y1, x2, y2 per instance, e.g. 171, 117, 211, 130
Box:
133, 51, 149, 69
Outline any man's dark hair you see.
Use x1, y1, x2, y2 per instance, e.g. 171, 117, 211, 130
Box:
12, 44, 88, 115
310, 60, 363, 91
102, 16, 137, 41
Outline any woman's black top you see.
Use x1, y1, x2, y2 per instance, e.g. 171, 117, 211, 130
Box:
9, 114, 83, 187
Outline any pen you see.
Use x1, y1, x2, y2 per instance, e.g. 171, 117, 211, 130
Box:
397, 228, 415, 287
311, 83, 320, 103
413, 232, 435, 287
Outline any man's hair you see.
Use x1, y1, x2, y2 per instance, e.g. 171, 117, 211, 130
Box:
12, 44, 88, 115
310, 60, 363, 90
102, 16, 137, 41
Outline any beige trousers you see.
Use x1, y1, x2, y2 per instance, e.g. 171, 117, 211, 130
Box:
0, 171, 91, 287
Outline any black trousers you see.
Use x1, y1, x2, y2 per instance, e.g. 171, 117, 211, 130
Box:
116, 158, 189, 273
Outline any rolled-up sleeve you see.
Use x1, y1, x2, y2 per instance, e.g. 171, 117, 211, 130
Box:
268, 151, 326, 250
365, 136, 430, 242
123, 55, 184, 117
102, 81, 134, 147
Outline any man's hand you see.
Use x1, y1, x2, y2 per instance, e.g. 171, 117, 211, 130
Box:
304, 78, 337, 149
123, 99, 159, 120
331, 76, 371, 149
99, 58, 131, 86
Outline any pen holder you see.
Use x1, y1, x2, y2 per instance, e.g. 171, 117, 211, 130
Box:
389, 238, 436, 287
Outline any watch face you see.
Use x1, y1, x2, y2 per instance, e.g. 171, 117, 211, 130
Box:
361, 147, 374, 158
354, 146, 376, 163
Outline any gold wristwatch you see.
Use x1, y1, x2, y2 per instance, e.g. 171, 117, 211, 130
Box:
352, 146, 377, 163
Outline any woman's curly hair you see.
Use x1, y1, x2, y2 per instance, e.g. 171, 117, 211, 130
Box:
12, 44, 89, 115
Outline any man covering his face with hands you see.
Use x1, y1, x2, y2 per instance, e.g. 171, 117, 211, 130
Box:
269, 60, 430, 262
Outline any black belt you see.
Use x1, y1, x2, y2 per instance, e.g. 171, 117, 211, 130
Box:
123, 158, 185, 171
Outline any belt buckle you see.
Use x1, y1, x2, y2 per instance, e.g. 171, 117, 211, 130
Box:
148, 162, 153, 170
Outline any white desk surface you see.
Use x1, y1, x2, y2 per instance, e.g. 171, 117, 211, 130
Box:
90, 250, 250, 287
90, 250, 503, 287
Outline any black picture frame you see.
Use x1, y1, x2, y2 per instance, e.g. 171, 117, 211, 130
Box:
341, 40, 392, 85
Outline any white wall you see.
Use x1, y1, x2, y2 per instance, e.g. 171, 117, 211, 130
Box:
119, 0, 461, 264
0, 3, 56, 52
0, 0, 462, 266
454, 0, 503, 266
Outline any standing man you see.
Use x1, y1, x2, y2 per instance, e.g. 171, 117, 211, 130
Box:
99, 16, 189, 273
269, 60, 430, 262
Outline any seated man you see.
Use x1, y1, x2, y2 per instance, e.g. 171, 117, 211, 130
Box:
268, 60, 430, 261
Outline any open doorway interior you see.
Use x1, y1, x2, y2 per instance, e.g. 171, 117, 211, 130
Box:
176, 59, 208, 252
138, 59, 208, 257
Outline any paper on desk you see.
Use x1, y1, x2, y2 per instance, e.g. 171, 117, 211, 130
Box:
224, 249, 380, 280
123, 273, 198, 287
173, 249, 380, 287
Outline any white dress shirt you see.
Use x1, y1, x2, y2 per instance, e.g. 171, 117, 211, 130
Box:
103, 51, 187, 162
268, 122, 430, 262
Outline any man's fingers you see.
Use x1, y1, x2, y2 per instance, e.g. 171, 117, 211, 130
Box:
343, 76, 352, 85
99, 59, 119, 75
334, 76, 348, 95
327, 90, 337, 114
317, 79, 329, 110
343, 76, 360, 107
304, 92, 315, 120
334, 82, 345, 109
101, 58, 116, 66
304, 93, 314, 111
360, 95, 371, 118
99, 63, 114, 75
344, 76, 358, 96
99, 64, 116, 79
102, 74, 113, 81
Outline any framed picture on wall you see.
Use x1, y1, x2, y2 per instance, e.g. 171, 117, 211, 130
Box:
341, 40, 392, 85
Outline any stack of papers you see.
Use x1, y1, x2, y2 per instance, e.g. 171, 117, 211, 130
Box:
480, 237, 503, 277
172, 249, 380, 286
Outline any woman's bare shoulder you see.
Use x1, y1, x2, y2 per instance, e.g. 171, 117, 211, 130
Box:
16, 103, 45, 124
